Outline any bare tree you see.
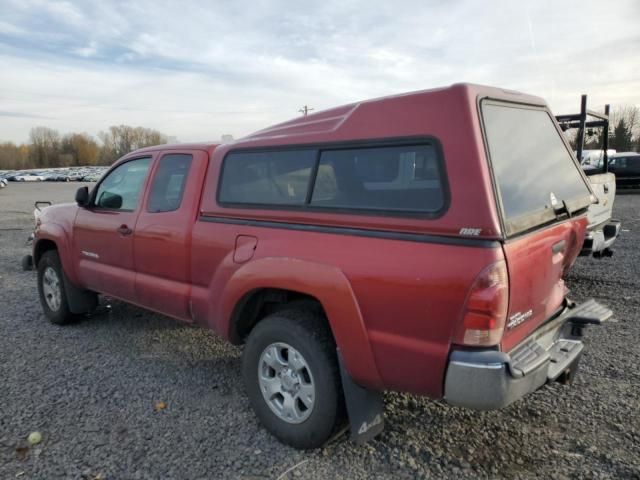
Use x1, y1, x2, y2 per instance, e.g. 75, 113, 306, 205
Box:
563, 104, 640, 153
0, 142, 30, 170
61, 133, 100, 166
98, 125, 169, 164
29, 126, 61, 168
2, 124, 173, 169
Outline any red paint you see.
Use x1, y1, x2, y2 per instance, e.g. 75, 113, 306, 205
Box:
34, 84, 589, 400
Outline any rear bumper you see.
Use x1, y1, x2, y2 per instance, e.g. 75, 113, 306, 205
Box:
580, 219, 621, 257
443, 299, 612, 410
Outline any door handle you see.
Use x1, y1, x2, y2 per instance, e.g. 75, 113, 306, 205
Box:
117, 225, 133, 236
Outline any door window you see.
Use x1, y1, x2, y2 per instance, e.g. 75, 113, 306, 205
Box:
94, 157, 151, 211
147, 154, 193, 213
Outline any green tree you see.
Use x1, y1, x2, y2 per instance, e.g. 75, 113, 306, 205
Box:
610, 118, 633, 152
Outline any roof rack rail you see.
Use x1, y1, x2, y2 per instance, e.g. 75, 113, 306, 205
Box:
556, 95, 610, 173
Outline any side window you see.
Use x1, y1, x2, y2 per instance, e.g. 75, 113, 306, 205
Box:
147, 154, 193, 213
94, 157, 151, 211
217, 142, 446, 215
219, 150, 316, 205
310, 144, 444, 212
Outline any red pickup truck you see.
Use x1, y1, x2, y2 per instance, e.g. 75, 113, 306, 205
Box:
33, 84, 612, 449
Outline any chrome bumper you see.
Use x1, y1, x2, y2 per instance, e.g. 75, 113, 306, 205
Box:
444, 299, 612, 410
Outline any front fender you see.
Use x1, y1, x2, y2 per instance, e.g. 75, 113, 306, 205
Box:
34, 223, 78, 285
219, 257, 383, 390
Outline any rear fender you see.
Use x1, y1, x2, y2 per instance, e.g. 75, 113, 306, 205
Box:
219, 257, 383, 389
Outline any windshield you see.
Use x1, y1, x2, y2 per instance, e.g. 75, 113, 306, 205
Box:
482, 101, 592, 235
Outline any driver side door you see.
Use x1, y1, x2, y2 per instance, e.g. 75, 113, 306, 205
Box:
73, 156, 154, 301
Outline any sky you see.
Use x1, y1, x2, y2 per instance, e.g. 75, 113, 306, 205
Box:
0, 0, 639, 144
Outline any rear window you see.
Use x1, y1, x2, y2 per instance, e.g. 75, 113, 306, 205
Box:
482, 101, 591, 234
218, 142, 445, 215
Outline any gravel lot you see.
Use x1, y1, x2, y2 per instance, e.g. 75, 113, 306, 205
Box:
1, 183, 638, 479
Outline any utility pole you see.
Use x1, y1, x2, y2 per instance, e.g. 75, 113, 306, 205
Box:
298, 105, 314, 116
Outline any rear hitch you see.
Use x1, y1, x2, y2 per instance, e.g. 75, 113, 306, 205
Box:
555, 354, 582, 385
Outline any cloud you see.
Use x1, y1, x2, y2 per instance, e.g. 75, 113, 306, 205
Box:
72, 41, 98, 58
0, 110, 53, 119
0, 0, 639, 143
43, 0, 85, 27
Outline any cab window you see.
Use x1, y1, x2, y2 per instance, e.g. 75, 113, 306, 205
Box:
147, 154, 193, 213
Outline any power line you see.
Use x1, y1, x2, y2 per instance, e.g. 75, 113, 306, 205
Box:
298, 105, 314, 116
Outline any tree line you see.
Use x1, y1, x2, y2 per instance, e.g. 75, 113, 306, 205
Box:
2, 104, 638, 171
0, 125, 171, 170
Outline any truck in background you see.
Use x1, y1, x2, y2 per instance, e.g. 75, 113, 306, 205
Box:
556, 95, 621, 258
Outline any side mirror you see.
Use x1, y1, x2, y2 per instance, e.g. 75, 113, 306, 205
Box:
75, 186, 89, 207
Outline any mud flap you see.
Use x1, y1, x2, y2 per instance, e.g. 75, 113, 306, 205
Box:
21, 254, 34, 271
61, 269, 98, 314
337, 349, 385, 444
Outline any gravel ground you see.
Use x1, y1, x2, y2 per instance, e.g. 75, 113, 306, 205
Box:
1, 183, 639, 479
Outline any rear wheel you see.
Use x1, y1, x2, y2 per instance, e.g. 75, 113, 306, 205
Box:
242, 309, 345, 449
37, 250, 77, 325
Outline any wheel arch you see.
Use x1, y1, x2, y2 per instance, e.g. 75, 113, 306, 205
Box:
34, 219, 80, 285
219, 257, 383, 389
33, 238, 58, 266
230, 287, 328, 344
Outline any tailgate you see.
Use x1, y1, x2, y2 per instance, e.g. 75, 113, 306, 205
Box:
586, 172, 616, 228
501, 217, 587, 352
480, 100, 594, 352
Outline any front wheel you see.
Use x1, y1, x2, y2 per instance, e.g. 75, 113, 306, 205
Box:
242, 309, 345, 449
37, 250, 77, 325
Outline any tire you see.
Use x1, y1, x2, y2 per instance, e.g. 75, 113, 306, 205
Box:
242, 309, 345, 449
37, 250, 77, 325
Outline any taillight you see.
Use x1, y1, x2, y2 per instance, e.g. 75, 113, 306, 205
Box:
453, 260, 509, 347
